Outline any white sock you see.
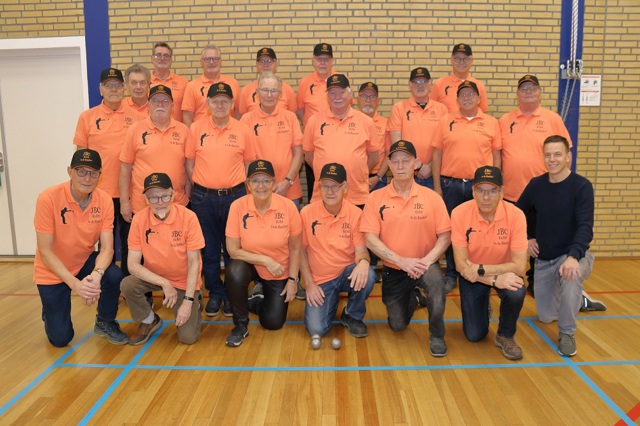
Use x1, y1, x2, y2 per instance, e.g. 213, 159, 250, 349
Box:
142, 310, 155, 324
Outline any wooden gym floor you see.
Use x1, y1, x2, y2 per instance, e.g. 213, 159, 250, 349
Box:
0, 259, 639, 425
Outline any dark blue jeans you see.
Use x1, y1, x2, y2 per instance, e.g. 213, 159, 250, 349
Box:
414, 176, 434, 190
226, 259, 290, 330
458, 276, 526, 341
305, 264, 376, 336
381, 264, 446, 337
37, 251, 124, 347
190, 184, 246, 302
440, 177, 474, 280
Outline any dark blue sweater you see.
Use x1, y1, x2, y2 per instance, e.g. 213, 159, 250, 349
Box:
516, 172, 594, 261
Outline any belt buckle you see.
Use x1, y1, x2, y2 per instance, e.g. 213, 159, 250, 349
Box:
462, 178, 471, 183
217, 189, 229, 196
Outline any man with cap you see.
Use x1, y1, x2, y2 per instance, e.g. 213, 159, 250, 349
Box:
432, 80, 501, 292
303, 73, 378, 208
238, 47, 297, 117
361, 141, 451, 357
301, 163, 376, 342
451, 166, 528, 360
430, 43, 489, 113
357, 81, 390, 192
150, 42, 189, 122
240, 72, 304, 207
297, 42, 338, 202
225, 160, 302, 347
119, 84, 193, 278
182, 45, 241, 127
123, 64, 151, 121
516, 135, 597, 356
121, 173, 205, 345
388, 67, 448, 189
34, 149, 127, 347
186, 82, 255, 317
74, 68, 145, 274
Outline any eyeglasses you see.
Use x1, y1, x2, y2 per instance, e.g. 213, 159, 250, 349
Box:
314, 57, 332, 64
474, 187, 501, 197
146, 193, 173, 204
518, 85, 540, 93
150, 97, 171, 105
249, 178, 274, 186
359, 93, 377, 101
153, 53, 171, 59
257, 58, 275, 64
320, 183, 344, 193
102, 82, 124, 90
453, 56, 472, 64
202, 56, 221, 63
259, 88, 280, 96
411, 79, 428, 86
458, 92, 478, 99
75, 168, 101, 179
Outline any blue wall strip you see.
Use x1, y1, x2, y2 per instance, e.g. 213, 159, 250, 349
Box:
83, 0, 111, 108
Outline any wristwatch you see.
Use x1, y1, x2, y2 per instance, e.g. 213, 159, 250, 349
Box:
284, 177, 294, 186
477, 264, 485, 277
492, 275, 499, 289
94, 268, 105, 276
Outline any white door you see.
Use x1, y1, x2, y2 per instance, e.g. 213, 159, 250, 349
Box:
0, 38, 88, 255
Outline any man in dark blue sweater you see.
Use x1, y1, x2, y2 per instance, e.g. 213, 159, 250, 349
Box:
516, 135, 597, 357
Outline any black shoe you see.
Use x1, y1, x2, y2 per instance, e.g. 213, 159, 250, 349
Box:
205, 297, 221, 317
414, 287, 428, 308
295, 282, 306, 300
444, 277, 457, 294
429, 335, 448, 357
226, 325, 249, 347
94, 317, 128, 345
223, 300, 233, 317
580, 292, 607, 312
339, 308, 368, 337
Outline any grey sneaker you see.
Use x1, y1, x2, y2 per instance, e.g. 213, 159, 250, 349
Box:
94, 317, 128, 345
295, 282, 306, 300
580, 292, 607, 312
429, 335, 448, 357
128, 313, 163, 346
558, 333, 577, 357
251, 282, 264, 298
340, 308, 368, 337
226, 325, 249, 347
414, 287, 428, 308
444, 277, 457, 294
495, 334, 523, 360
248, 283, 264, 315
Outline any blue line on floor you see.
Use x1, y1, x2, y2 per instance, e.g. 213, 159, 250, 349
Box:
0, 331, 93, 416
525, 319, 634, 425
77, 321, 169, 426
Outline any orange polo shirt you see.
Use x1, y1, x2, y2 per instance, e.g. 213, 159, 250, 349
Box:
150, 70, 189, 122
238, 79, 297, 115
128, 203, 205, 290
226, 194, 302, 280
369, 112, 390, 175
301, 200, 365, 284
73, 102, 143, 198
120, 117, 192, 213
451, 199, 528, 265
387, 98, 448, 164
187, 117, 255, 189
303, 107, 377, 206
499, 106, 572, 202
430, 73, 489, 113
432, 111, 501, 179
123, 97, 148, 121
297, 70, 334, 128
182, 74, 241, 123
361, 181, 451, 269
33, 182, 114, 284
240, 105, 303, 200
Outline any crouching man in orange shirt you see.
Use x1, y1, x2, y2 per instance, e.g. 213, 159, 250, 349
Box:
121, 173, 205, 345
34, 149, 126, 347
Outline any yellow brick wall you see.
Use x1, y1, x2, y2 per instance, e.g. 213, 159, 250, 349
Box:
1, 0, 638, 257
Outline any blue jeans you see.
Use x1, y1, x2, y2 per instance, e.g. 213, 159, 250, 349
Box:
226, 259, 290, 330
381, 264, 446, 337
371, 175, 388, 192
190, 184, 246, 302
440, 177, 474, 280
458, 276, 526, 341
305, 264, 376, 336
36, 251, 124, 347
414, 176, 434, 190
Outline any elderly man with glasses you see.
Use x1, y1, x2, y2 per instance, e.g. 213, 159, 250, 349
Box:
150, 42, 189, 122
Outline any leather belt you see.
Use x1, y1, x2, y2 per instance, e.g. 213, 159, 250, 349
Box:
193, 182, 245, 196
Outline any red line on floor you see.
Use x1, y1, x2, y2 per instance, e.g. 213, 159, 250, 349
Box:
615, 400, 640, 425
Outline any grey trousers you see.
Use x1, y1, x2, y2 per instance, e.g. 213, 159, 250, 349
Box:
534, 251, 595, 335
121, 275, 202, 344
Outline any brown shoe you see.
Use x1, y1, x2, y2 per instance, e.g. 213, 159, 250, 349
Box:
128, 313, 162, 346
494, 334, 523, 360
